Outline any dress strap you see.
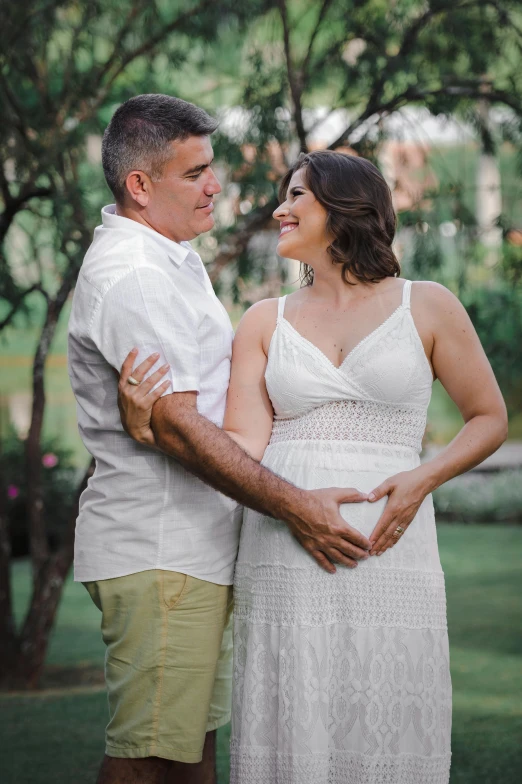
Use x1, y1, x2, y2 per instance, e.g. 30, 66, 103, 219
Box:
277, 295, 287, 323
402, 280, 412, 309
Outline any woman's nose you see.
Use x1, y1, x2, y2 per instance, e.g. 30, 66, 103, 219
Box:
273, 203, 289, 220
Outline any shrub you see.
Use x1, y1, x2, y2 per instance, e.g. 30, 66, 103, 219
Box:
433, 470, 522, 523
463, 284, 522, 419
2, 431, 79, 556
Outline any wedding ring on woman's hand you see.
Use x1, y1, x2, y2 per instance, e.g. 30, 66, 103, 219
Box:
393, 525, 405, 539
127, 376, 140, 386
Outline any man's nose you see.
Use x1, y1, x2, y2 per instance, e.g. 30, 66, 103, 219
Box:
205, 168, 221, 195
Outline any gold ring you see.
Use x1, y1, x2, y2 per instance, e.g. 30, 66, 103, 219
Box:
127, 376, 140, 386
392, 526, 405, 539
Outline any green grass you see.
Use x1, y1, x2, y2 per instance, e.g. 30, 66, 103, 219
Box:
1, 525, 521, 783
441, 525, 522, 783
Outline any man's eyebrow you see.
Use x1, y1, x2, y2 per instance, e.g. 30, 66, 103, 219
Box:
182, 158, 214, 177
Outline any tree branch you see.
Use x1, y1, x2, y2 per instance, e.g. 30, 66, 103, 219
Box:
0, 285, 44, 332
0, 187, 52, 246
328, 80, 522, 150
89, 0, 148, 89
354, 0, 503, 147
208, 199, 279, 283
76, 0, 216, 122
277, 0, 307, 152
301, 0, 334, 81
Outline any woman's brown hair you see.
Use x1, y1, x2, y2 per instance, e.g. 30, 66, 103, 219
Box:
278, 150, 400, 285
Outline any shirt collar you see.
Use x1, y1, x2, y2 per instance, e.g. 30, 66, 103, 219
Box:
100, 204, 194, 267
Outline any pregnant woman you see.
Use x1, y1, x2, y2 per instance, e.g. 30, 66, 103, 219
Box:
118, 151, 507, 783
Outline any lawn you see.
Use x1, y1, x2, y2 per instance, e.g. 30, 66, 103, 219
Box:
1, 524, 521, 784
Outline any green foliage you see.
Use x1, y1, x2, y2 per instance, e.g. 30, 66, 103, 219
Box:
501, 238, 522, 286
463, 282, 522, 417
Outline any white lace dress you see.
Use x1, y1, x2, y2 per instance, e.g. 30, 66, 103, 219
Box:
231, 281, 452, 784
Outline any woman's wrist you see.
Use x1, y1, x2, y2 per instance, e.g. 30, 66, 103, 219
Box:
414, 461, 443, 495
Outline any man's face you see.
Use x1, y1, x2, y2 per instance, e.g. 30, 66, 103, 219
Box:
145, 135, 221, 243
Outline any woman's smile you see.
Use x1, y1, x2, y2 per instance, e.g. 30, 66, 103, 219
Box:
279, 221, 298, 237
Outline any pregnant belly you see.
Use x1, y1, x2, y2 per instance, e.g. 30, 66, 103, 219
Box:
237, 440, 441, 573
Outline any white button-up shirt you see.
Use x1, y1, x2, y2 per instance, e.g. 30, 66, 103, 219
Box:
68, 205, 241, 584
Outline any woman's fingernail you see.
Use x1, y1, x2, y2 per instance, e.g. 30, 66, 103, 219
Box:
152, 352, 160, 358
368, 493, 375, 501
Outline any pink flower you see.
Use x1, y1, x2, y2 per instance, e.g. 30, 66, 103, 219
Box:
7, 485, 19, 499
42, 453, 59, 468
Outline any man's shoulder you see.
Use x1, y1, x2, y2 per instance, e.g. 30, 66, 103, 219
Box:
79, 230, 175, 296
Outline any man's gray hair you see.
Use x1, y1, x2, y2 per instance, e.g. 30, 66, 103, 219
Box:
102, 94, 218, 203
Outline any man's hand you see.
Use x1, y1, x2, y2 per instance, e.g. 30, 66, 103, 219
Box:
117, 349, 170, 447
289, 487, 371, 573
368, 467, 432, 556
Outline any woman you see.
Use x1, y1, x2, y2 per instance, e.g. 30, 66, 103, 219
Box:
118, 151, 507, 783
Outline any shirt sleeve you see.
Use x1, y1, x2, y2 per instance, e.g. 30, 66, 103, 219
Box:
90, 265, 200, 394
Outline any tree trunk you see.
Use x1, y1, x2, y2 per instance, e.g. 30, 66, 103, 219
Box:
1, 459, 94, 690
3, 265, 91, 690
0, 441, 17, 679
25, 285, 74, 578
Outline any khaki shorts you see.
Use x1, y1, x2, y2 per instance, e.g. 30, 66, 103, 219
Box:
84, 569, 233, 763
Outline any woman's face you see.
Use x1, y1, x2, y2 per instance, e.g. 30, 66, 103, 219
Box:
273, 168, 331, 262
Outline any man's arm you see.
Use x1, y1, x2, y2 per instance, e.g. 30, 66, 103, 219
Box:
150, 391, 371, 573
116, 351, 371, 573
109, 275, 371, 573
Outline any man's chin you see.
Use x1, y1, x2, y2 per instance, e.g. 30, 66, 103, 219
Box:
193, 215, 215, 236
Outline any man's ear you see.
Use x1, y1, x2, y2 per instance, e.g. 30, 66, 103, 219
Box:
125, 170, 151, 207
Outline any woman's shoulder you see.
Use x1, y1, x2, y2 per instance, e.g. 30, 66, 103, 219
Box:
234, 298, 281, 353
411, 280, 463, 311
410, 280, 470, 334
238, 297, 279, 327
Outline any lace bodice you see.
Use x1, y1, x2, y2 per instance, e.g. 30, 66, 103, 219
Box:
265, 280, 433, 452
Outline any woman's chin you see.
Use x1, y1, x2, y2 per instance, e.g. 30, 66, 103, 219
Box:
276, 236, 301, 259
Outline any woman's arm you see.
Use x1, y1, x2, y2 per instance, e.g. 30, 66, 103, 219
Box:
222, 299, 276, 459
368, 281, 508, 555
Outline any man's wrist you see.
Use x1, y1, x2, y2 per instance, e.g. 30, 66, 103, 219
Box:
276, 486, 316, 532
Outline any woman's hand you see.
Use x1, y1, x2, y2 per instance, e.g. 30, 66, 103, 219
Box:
117, 349, 171, 448
367, 467, 433, 556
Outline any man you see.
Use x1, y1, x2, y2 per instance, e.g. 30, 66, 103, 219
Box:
68, 93, 370, 784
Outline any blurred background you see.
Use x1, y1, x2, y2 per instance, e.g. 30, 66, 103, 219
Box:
0, 1, 521, 782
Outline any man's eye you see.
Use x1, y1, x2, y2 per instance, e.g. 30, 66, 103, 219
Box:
187, 173, 201, 181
